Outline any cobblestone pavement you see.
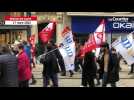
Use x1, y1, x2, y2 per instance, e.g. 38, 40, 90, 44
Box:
30, 60, 134, 87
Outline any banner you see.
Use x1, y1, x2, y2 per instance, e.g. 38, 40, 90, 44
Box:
94, 19, 106, 47
81, 19, 105, 55
112, 33, 134, 65
39, 22, 55, 44
59, 26, 75, 71
82, 34, 96, 55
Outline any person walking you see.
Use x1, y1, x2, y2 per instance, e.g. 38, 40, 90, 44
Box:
17, 43, 32, 87
101, 43, 120, 87
109, 48, 120, 87
0, 44, 18, 87
23, 41, 37, 85
82, 51, 97, 87
40, 40, 65, 87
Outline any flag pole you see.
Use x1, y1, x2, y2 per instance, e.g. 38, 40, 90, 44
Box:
37, 47, 59, 63
39, 48, 59, 57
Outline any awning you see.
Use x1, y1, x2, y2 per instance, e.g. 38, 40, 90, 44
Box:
67, 12, 134, 17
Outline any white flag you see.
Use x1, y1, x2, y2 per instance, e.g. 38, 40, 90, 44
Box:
59, 26, 75, 71
94, 19, 106, 47
112, 33, 134, 65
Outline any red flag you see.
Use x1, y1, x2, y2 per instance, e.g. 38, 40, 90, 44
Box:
39, 22, 55, 44
82, 34, 97, 55
94, 19, 105, 47
61, 26, 71, 37
81, 19, 105, 56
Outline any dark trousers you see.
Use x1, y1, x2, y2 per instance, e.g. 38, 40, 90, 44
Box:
102, 72, 116, 87
75, 58, 82, 72
82, 73, 95, 87
32, 74, 36, 81
130, 64, 134, 73
19, 80, 29, 87
43, 73, 58, 87
58, 58, 66, 72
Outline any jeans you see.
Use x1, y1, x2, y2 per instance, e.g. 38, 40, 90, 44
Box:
43, 73, 58, 87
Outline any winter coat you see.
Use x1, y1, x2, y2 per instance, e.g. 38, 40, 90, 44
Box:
41, 45, 65, 76
107, 52, 120, 83
83, 52, 97, 79
18, 50, 32, 81
0, 54, 18, 87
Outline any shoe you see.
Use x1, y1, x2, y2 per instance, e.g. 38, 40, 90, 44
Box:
70, 72, 74, 77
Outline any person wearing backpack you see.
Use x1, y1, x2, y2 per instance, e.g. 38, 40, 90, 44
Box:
40, 40, 65, 87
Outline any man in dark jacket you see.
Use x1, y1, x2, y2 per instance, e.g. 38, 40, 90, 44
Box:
102, 43, 120, 87
0, 44, 18, 87
107, 48, 120, 87
82, 51, 97, 87
40, 40, 66, 87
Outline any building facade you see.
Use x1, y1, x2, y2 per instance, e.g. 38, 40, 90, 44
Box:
1, 12, 134, 46
0, 12, 30, 44
32, 12, 134, 45
66, 12, 134, 44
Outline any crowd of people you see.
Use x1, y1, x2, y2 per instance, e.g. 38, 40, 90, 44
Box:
75, 42, 120, 87
38, 40, 121, 87
0, 39, 122, 87
0, 40, 36, 87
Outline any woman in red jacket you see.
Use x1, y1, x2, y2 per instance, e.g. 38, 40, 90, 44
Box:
17, 43, 32, 87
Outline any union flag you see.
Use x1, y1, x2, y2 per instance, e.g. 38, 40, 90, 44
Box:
39, 22, 55, 44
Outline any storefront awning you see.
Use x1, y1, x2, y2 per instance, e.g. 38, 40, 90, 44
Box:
67, 12, 134, 17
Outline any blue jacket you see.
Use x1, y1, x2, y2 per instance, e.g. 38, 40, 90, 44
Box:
24, 45, 32, 63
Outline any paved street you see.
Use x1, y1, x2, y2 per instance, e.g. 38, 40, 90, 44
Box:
30, 60, 134, 87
